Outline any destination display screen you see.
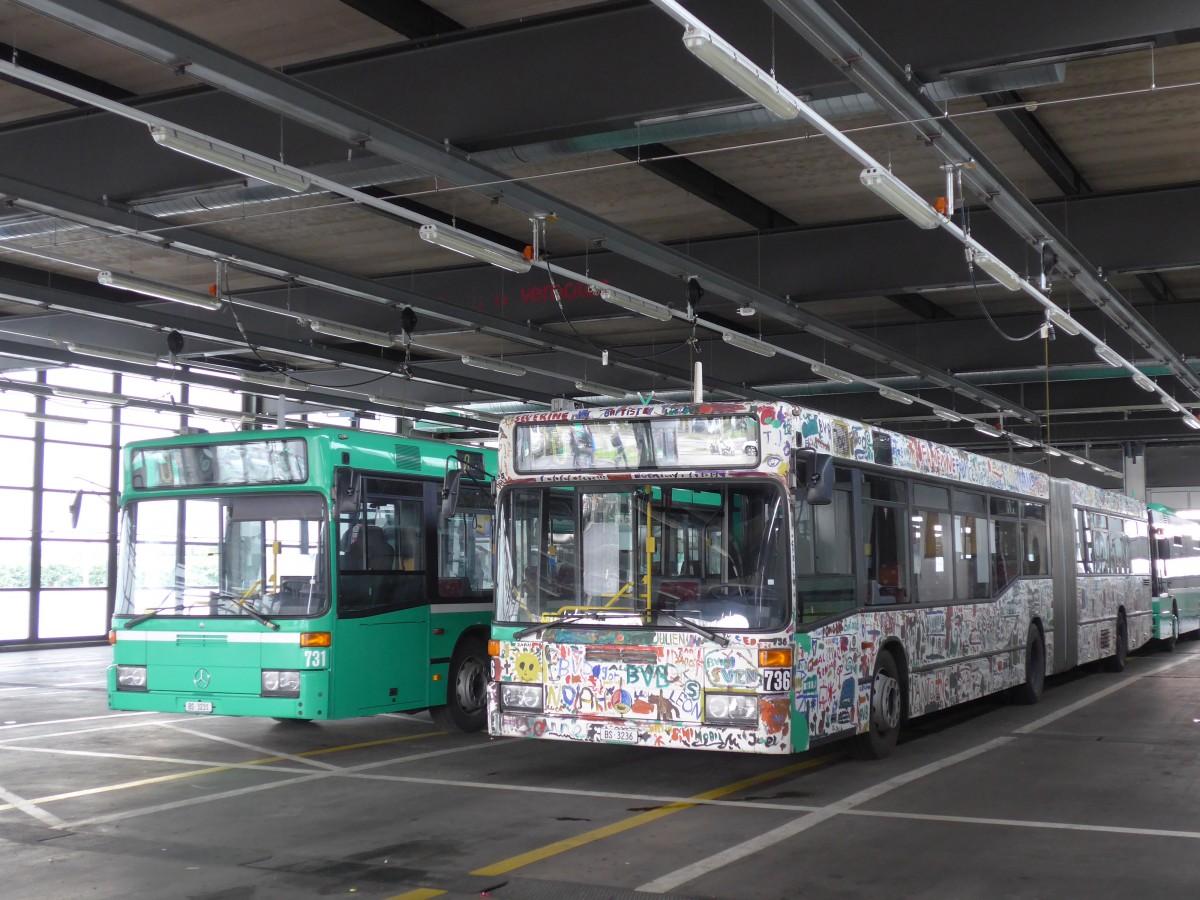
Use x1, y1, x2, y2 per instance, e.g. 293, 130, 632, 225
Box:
131, 438, 308, 489
513, 415, 758, 473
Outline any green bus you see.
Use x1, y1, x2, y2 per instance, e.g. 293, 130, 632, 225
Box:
109, 427, 495, 730
1149, 503, 1200, 650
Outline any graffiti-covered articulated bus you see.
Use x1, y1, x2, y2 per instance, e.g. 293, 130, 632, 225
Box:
486, 402, 1151, 757
111, 428, 496, 730
1148, 504, 1200, 649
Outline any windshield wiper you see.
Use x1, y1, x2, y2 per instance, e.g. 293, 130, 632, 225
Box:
123, 604, 186, 629
213, 591, 279, 631
514, 613, 600, 641
655, 610, 729, 647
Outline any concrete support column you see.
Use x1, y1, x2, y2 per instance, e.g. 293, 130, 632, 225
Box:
1123, 441, 1146, 500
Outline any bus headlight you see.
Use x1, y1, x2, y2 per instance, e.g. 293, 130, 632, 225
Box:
704, 692, 758, 726
116, 665, 147, 691
500, 682, 543, 712
261, 670, 301, 697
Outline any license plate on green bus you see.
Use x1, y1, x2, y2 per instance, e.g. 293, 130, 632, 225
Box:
184, 701, 214, 713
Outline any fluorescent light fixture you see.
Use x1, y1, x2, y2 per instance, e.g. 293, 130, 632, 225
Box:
1093, 343, 1124, 368
973, 422, 1001, 438
1131, 372, 1156, 392
969, 250, 1023, 291
98, 270, 223, 310
51, 387, 127, 406
461, 355, 526, 377
67, 341, 160, 366
1091, 464, 1106, 473
574, 380, 628, 400
25, 411, 95, 425
368, 395, 425, 411
1161, 395, 1184, 413
240, 370, 307, 391
681, 27, 799, 121
1011, 435, 1035, 448
878, 385, 914, 405
859, 168, 943, 229
599, 287, 673, 322
1185, 415, 1200, 431
309, 320, 397, 348
933, 408, 962, 422
1046, 308, 1081, 336
721, 331, 776, 357
149, 125, 309, 192
811, 362, 853, 385
1045, 448, 1063, 457
418, 223, 531, 274
1070, 456, 1087, 465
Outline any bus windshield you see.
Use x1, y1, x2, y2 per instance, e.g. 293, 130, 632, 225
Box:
117, 492, 329, 619
497, 481, 788, 631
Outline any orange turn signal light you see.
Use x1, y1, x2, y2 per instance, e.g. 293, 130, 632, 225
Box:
759, 648, 792, 668
108, 630, 116, 646
300, 632, 332, 647
488, 640, 501, 657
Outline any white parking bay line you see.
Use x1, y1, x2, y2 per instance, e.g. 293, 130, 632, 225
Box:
0, 783, 66, 828
638, 651, 1197, 894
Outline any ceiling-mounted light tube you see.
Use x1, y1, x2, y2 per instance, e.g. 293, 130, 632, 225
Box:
878, 385, 914, 405
1090, 464, 1105, 473
1131, 372, 1155, 392
309, 320, 397, 348
26, 411, 95, 425
574, 380, 628, 400
1161, 395, 1184, 414
1011, 435, 1035, 448
418, 223, 531, 274
599, 287, 673, 322
933, 408, 962, 422
969, 250, 1023, 291
240, 370, 307, 391
1184, 415, 1200, 431
461, 355, 526, 377
1045, 447, 1063, 457
721, 331, 776, 357
681, 27, 799, 121
98, 270, 223, 310
150, 125, 309, 192
1046, 308, 1082, 336
51, 387, 127, 406
1069, 456, 1087, 465
67, 341, 160, 366
811, 362, 853, 385
368, 395, 425, 411
859, 168, 943, 229
1093, 343, 1124, 368
973, 422, 1001, 438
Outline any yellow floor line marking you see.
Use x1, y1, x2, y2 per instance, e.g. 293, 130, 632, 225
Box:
470, 755, 833, 878
0, 731, 441, 812
385, 890, 446, 900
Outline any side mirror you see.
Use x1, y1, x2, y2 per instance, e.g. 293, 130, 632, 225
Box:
69, 489, 83, 528
441, 469, 462, 520
795, 448, 833, 506
333, 469, 360, 515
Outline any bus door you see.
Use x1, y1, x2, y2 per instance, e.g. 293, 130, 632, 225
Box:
334, 476, 429, 714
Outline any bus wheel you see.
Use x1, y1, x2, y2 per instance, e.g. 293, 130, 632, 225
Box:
430, 636, 488, 733
1102, 612, 1128, 672
1161, 604, 1179, 653
1011, 624, 1045, 705
853, 648, 902, 759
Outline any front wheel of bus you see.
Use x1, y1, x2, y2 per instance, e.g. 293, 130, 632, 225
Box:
854, 648, 902, 760
430, 636, 488, 733
1160, 604, 1179, 653
1012, 624, 1045, 705
1102, 612, 1128, 672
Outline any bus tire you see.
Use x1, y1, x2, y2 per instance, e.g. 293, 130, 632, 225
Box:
1102, 611, 1128, 673
853, 648, 902, 760
1012, 623, 1045, 705
1160, 604, 1179, 652
430, 635, 488, 733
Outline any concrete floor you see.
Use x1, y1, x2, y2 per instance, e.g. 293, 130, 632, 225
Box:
1, 642, 1198, 899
